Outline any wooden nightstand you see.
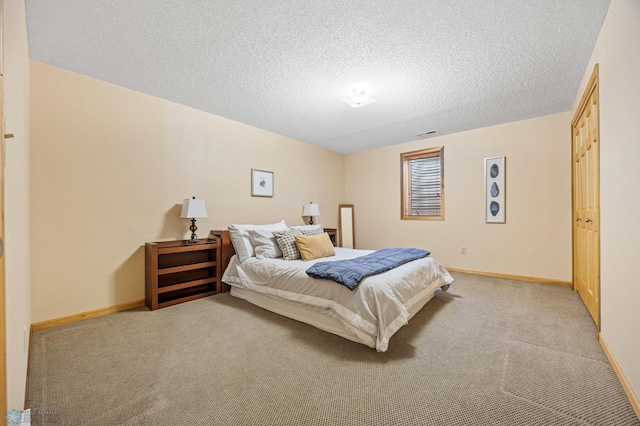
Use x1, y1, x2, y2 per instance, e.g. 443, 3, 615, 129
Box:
145, 238, 221, 310
324, 228, 337, 246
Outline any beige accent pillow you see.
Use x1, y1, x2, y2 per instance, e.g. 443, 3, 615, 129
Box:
295, 233, 336, 261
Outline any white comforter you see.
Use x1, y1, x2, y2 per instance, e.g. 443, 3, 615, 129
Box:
221, 248, 453, 352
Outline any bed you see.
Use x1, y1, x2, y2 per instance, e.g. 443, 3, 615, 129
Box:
213, 225, 453, 352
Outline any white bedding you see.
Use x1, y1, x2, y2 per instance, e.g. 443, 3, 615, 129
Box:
221, 247, 453, 352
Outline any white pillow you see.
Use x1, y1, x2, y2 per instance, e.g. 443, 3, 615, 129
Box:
228, 220, 287, 262
289, 224, 323, 232
247, 229, 282, 259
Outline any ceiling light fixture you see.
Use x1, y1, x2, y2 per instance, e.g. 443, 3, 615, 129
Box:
342, 90, 377, 108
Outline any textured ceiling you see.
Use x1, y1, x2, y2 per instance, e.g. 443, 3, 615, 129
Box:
25, 0, 610, 154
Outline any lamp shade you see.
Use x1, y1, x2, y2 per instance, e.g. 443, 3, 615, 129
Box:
180, 198, 208, 219
302, 203, 320, 217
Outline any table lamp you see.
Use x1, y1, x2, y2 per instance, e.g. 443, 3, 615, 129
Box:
180, 197, 208, 244
302, 202, 320, 225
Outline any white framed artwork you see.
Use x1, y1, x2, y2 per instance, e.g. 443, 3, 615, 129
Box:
251, 169, 274, 197
485, 156, 505, 223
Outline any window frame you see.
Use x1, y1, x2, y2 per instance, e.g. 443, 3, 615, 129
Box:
401, 146, 444, 221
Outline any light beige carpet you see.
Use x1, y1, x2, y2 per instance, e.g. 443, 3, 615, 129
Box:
28, 272, 639, 425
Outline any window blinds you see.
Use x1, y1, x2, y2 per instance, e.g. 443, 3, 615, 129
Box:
403, 151, 442, 217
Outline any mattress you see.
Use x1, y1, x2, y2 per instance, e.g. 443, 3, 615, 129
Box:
221, 247, 454, 352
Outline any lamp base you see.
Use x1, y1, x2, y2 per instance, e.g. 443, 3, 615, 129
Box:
187, 219, 200, 244
309, 216, 314, 225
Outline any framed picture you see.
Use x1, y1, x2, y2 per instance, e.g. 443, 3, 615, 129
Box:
485, 156, 506, 223
251, 169, 274, 197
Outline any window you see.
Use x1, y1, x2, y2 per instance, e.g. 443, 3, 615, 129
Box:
401, 146, 444, 220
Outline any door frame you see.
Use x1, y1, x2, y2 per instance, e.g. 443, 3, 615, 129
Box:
0, 0, 7, 414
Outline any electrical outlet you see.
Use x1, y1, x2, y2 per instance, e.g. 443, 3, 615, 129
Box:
461, 247, 467, 255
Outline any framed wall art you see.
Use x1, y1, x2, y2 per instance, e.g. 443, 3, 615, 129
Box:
251, 169, 274, 197
485, 156, 505, 223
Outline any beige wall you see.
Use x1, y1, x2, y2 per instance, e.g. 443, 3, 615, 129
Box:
4, 0, 31, 408
27, 0, 639, 407
30, 61, 344, 323
572, 0, 640, 402
346, 112, 572, 281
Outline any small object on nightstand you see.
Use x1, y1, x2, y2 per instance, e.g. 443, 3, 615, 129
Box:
180, 196, 208, 244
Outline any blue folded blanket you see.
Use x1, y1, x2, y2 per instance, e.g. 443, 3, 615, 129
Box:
306, 248, 430, 290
